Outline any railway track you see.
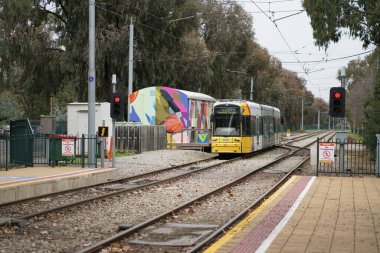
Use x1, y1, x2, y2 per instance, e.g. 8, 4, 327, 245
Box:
75, 131, 333, 253
0, 156, 218, 209
0, 131, 332, 252
0, 145, 293, 227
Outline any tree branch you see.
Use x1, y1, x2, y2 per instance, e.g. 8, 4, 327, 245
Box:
37, 4, 68, 29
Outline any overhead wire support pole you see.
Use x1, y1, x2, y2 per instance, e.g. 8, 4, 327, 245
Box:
301, 98, 304, 131
127, 17, 134, 122
88, 0, 96, 167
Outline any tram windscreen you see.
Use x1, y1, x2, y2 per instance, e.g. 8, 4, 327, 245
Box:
213, 106, 240, 136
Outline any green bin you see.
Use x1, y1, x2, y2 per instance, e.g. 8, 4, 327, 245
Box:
49, 134, 76, 165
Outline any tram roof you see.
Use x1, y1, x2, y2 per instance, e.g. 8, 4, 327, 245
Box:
215, 100, 280, 116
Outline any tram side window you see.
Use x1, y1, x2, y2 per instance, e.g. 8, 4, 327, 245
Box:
251, 116, 256, 136
270, 122, 274, 135
263, 117, 268, 136
242, 116, 251, 136
258, 117, 263, 135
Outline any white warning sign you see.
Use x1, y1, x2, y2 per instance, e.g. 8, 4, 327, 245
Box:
319, 143, 335, 163
62, 139, 75, 156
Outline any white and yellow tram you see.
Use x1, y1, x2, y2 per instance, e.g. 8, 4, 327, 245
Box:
211, 100, 281, 154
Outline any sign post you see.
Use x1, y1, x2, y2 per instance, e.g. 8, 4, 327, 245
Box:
98, 124, 108, 168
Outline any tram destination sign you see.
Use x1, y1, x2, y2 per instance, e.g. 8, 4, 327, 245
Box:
214, 107, 239, 114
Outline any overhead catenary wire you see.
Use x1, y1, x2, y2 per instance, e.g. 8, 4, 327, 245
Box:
248, 0, 319, 94
281, 50, 375, 64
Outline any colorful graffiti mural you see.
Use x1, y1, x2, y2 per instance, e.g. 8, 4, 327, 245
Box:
129, 87, 215, 134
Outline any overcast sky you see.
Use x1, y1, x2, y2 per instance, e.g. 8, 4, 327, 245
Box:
238, 0, 375, 102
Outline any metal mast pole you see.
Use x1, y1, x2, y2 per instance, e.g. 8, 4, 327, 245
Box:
88, 0, 96, 166
112, 75, 116, 168
127, 17, 134, 122
317, 110, 320, 130
341, 67, 346, 130
301, 98, 304, 131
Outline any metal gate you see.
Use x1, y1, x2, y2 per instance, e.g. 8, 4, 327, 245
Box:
10, 119, 34, 166
317, 137, 377, 176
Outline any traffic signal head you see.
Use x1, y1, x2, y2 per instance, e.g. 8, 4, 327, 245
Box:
329, 87, 346, 117
110, 93, 125, 120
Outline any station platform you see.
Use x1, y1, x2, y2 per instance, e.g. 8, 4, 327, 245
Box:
206, 175, 380, 253
0, 166, 116, 205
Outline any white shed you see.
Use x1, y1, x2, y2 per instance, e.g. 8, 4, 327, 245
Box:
67, 102, 113, 152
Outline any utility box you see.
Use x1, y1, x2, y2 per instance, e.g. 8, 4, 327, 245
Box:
336, 131, 348, 144
67, 103, 114, 152
41, 116, 56, 134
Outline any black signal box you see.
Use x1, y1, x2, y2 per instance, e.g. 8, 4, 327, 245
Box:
110, 93, 125, 120
329, 87, 346, 118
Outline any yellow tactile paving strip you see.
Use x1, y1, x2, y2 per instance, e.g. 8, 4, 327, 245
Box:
206, 176, 303, 253
208, 176, 380, 253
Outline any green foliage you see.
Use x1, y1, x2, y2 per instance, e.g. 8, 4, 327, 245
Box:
0, 0, 319, 130
349, 131, 363, 142
303, 0, 380, 48
115, 150, 135, 157
0, 91, 23, 124
363, 68, 380, 154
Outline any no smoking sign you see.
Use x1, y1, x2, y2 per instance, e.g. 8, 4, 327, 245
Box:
322, 150, 331, 158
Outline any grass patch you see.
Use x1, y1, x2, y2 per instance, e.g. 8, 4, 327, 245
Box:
115, 150, 135, 157
349, 132, 363, 142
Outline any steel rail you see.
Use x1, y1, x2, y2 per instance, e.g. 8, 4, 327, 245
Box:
2, 148, 282, 226
187, 156, 310, 253
76, 146, 309, 253
77, 131, 333, 253
0, 157, 218, 208
188, 131, 335, 252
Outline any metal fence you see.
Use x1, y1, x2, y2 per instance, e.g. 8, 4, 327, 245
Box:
0, 134, 98, 170
317, 137, 378, 176
115, 125, 167, 153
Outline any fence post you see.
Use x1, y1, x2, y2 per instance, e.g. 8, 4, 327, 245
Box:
5, 137, 8, 171
81, 134, 85, 168
336, 131, 348, 174
100, 137, 104, 168
95, 135, 98, 168
376, 134, 380, 177
316, 137, 319, 176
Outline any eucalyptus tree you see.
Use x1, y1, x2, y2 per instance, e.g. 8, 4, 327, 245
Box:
303, 0, 380, 48
199, 0, 255, 99
303, 0, 380, 150
0, 0, 65, 118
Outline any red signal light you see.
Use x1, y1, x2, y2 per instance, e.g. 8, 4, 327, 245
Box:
114, 97, 120, 103
334, 92, 341, 99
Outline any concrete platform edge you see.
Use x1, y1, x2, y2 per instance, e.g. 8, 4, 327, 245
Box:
0, 168, 117, 205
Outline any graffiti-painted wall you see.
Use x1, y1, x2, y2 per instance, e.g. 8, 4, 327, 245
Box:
129, 87, 214, 133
